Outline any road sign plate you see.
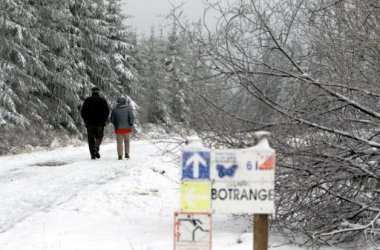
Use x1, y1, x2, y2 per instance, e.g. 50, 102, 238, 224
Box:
182, 151, 210, 180
210, 146, 275, 214
211, 147, 275, 182
174, 212, 212, 250
180, 182, 211, 212
211, 181, 275, 214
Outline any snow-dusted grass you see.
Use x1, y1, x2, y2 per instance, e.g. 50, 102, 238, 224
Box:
0, 139, 345, 250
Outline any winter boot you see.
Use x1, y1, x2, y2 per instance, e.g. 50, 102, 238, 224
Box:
118, 155, 122, 160
125, 153, 130, 159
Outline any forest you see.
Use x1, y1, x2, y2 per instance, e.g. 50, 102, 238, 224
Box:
0, 0, 379, 247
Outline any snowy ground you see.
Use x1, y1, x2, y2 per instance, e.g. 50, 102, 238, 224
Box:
0, 139, 344, 250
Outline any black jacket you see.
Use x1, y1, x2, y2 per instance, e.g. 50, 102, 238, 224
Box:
81, 93, 110, 126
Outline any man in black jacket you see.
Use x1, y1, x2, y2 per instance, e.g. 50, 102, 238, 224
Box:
81, 87, 110, 159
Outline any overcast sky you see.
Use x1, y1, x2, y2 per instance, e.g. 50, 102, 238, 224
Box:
122, 0, 206, 36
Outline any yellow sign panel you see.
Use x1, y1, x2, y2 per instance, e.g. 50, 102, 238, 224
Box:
180, 182, 211, 212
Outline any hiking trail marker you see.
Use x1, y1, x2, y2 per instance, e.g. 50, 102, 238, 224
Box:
180, 182, 211, 212
182, 151, 210, 180
174, 212, 212, 250
176, 136, 212, 250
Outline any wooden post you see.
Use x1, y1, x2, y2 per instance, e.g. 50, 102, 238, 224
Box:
254, 214, 268, 250
253, 131, 271, 250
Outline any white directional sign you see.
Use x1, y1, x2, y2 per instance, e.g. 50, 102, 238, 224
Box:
211, 145, 275, 214
174, 212, 212, 250
211, 182, 275, 214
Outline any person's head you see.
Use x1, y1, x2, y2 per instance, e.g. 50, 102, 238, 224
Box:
91, 86, 100, 96
117, 96, 127, 105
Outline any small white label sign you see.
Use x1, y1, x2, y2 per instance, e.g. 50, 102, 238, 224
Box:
174, 212, 212, 250
211, 147, 275, 182
211, 182, 275, 214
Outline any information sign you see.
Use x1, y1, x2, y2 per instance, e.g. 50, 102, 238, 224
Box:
211, 148, 275, 182
211, 182, 275, 214
174, 212, 212, 250
180, 182, 211, 212
210, 146, 275, 214
182, 151, 210, 180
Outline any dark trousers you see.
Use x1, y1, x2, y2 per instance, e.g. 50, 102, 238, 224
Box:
86, 126, 104, 157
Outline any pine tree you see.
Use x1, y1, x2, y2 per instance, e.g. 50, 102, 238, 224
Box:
164, 25, 190, 124
0, 0, 47, 128
0, 0, 138, 153
138, 28, 170, 124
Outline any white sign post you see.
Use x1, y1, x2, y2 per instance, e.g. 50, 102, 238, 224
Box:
174, 133, 275, 250
175, 136, 212, 250
210, 132, 275, 250
210, 138, 275, 214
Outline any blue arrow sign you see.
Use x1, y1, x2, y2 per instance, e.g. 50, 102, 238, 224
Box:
182, 151, 210, 180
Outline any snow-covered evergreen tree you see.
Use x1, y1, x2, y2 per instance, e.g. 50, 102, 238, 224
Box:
0, 0, 47, 128
163, 25, 190, 125
0, 0, 138, 153
138, 28, 170, 124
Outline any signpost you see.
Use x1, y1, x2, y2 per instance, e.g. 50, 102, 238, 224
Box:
252, 132, 275, 250
174, 132, 275, 250
175, 136, 212, 250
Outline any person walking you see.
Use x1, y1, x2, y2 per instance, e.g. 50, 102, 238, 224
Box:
110, 96, 134, 160
81, 87, 110, 159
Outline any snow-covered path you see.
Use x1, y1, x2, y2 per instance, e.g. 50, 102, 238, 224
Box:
0, 140, 182, 249
0, 140, 339, 250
